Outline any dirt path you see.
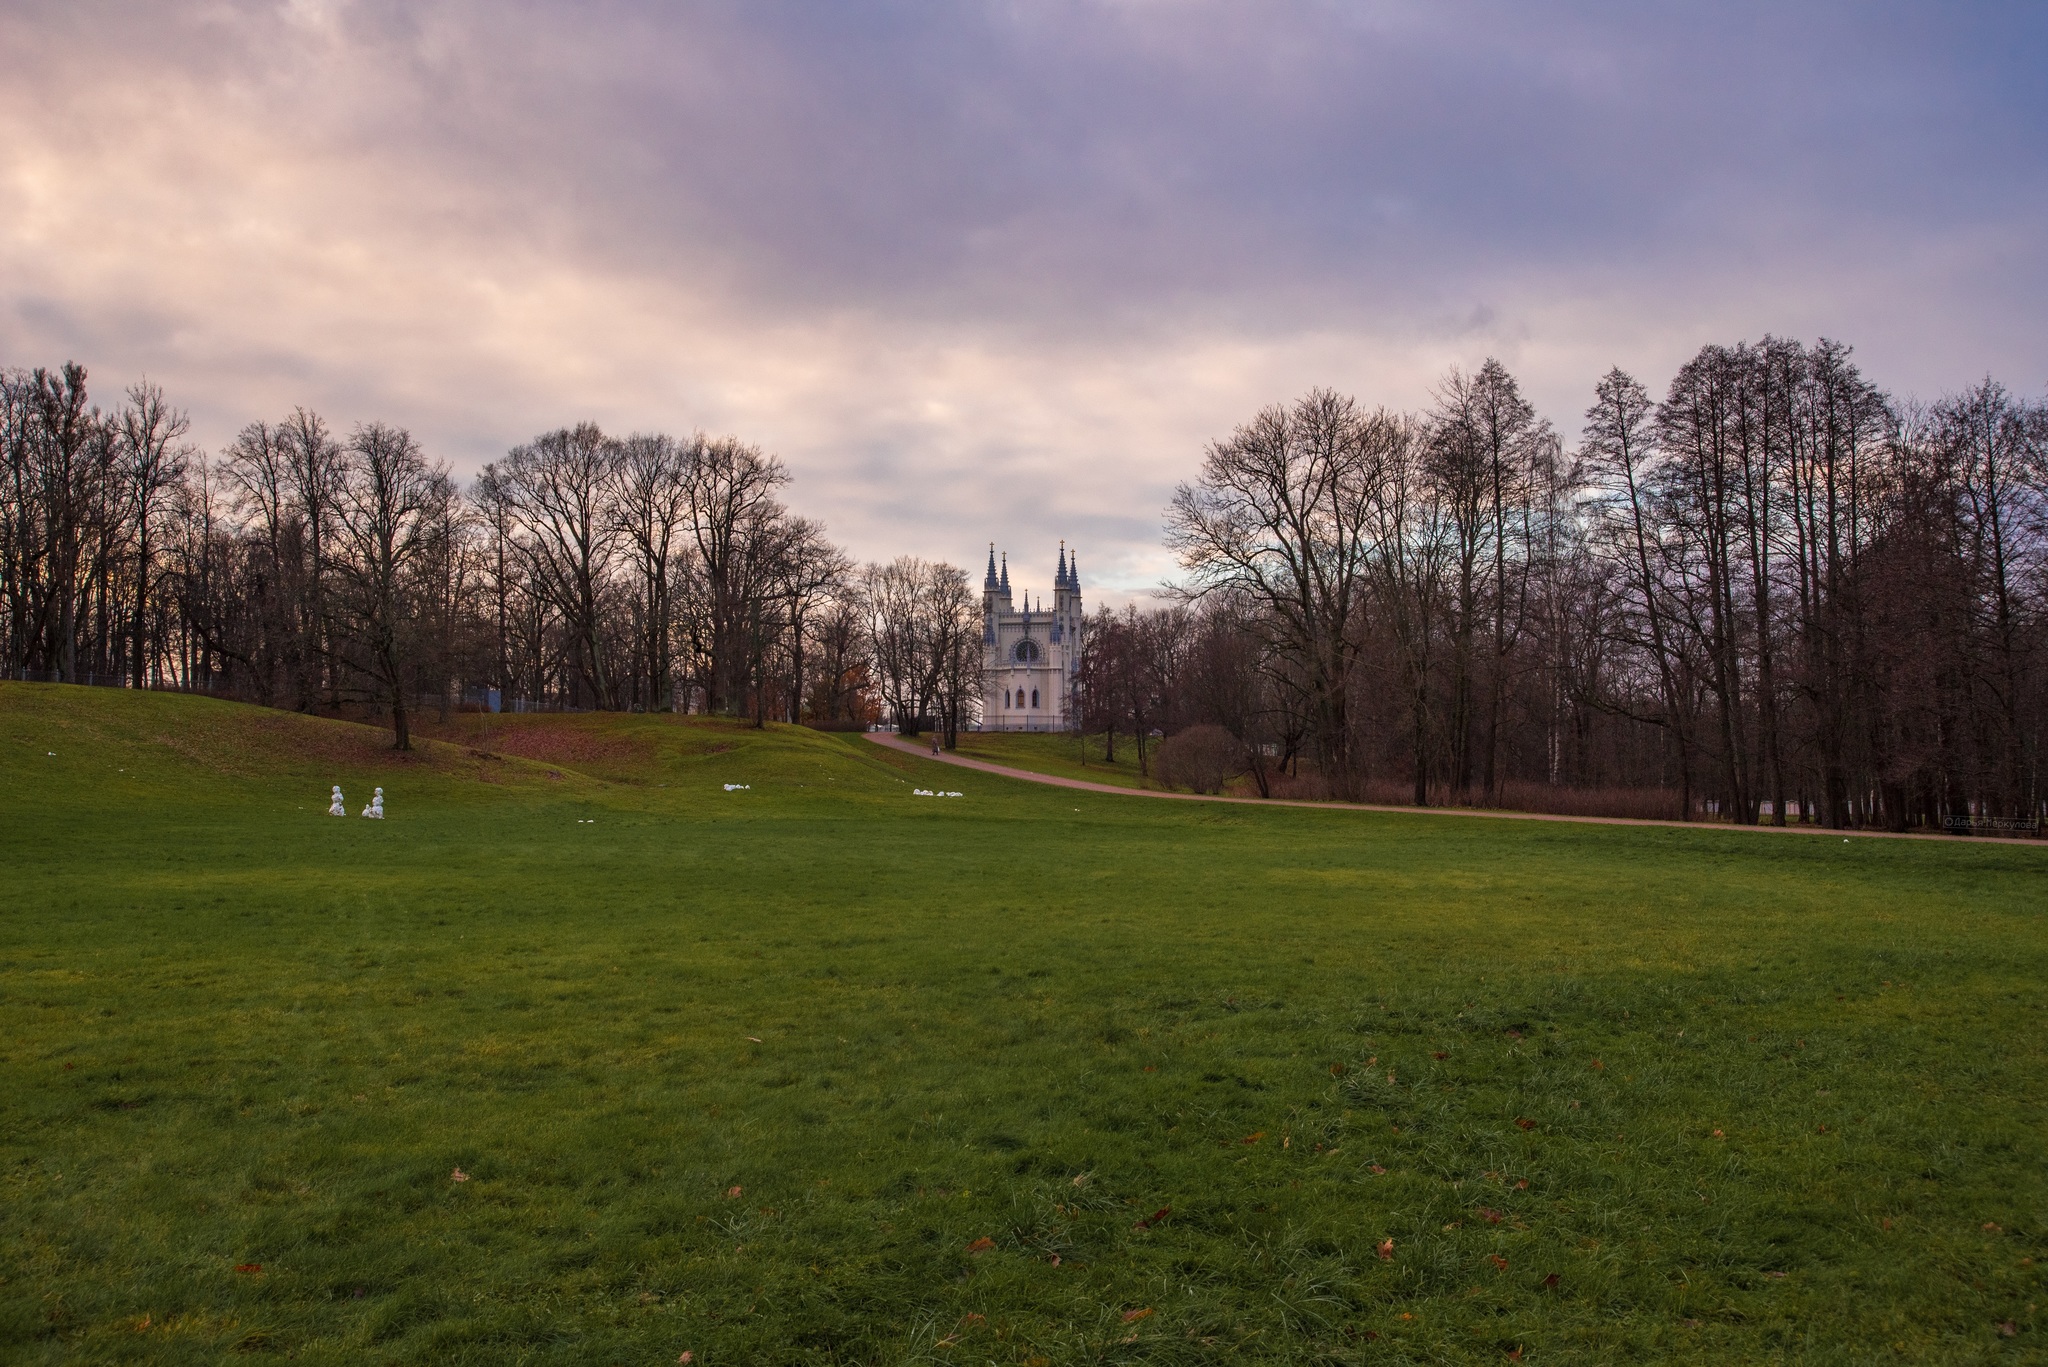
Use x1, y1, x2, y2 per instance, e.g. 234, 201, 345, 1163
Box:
864, 732, 2044, 848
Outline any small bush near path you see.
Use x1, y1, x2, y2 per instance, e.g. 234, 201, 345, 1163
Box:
1153, 723, 1248, 794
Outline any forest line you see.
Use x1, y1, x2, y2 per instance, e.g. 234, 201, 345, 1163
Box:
3, 335, 2041, 830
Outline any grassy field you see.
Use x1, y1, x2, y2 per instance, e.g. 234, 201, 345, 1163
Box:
3, 683, 2046, 1364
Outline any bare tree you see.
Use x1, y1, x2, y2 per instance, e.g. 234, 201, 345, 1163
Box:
1583, 366, 1696, 814
859, 556, 953, 734
685, 436, 790, 714
279, 409, 343, 707
332, 423, 448, 750
499, 424, 624, 709
610, 432, 693, 710
114, 382, 191, 688
1167, 390, 1395, 797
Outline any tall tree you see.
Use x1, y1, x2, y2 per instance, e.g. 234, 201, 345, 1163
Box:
115, 382, 192, 688
500, 424, 624, 709
610, 433, 693, 711
1167, 390, 1393, 797
332, 423, 447, 750
1583, 366, 1697, 815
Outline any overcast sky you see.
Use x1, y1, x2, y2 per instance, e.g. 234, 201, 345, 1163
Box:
3, 1, 2043, 598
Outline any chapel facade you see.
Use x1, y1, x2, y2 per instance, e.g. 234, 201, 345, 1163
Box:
981, 544, 1083, 732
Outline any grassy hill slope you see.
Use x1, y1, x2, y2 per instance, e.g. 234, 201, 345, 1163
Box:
2, 683, 2044, 1364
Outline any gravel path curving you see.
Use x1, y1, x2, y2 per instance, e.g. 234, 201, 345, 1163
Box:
863, 731, 2043, 847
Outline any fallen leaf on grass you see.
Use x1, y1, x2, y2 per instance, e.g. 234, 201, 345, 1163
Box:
1070, 1173, 1090, 1187
234, 1264, 262, 1274
1507, 1349, 1523, 1361
1134, 1207, 1171, 1230
726, 1185, 743, 1199
451, 1168, 469, 1182
1480, 1208, 1502, 1224
1984, 1222, 2003, 1232
1370, 1165, 1386, 1175
1514, 1180, 1529, 1190
1543, 1273, 1560, 1290
1591, 1059, 1604, 1070
966, 1237, 996, 1254
1998, 1321, 2017, 1337
1241, 1132, 1265, 1145
1712, 1130, 1725, 1139
1432, 1051, 1449, 1060
1330, 1063, 1346, 1076
678, 1353, 693, 1364
1490, 1255, 1509, 1271
1376, 1238, 1395, 1261
744, 1036, 763, 1043
1122, 1308, 1153, 1323
1515, 1118, 1536, 1131
961, 1313, 984, 1325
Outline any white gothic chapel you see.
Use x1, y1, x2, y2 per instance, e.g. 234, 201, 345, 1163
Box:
980, 544, 1083, 732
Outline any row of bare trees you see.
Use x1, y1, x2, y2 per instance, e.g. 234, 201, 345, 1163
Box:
1120, 342, 2043, 829
8, 344, 2040, 823
0, 362, 966, 748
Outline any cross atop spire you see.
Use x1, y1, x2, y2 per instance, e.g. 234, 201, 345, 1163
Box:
1056, 540, 1068, 587
999, 552, 1009, 593
985, 543, 998, 591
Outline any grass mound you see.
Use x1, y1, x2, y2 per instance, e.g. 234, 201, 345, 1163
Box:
3, 683, 2045, 1363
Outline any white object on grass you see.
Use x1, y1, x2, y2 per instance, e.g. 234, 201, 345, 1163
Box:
723, 783, 751, 791
361, 786, 385, 819
328, 786, 347, 816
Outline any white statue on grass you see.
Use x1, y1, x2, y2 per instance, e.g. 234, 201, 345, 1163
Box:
361, 787, 385, 819
328, 786, 347, 816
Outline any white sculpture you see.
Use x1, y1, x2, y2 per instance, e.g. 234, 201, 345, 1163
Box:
328, 786, 347, 816
361, 787, 385, 819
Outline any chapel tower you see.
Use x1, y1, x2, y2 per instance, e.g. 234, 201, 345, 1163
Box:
980, 542, 1083, 731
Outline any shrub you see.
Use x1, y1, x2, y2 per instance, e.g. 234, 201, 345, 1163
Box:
1154, 724, 1247, 794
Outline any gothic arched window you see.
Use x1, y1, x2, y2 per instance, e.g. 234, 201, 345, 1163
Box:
1031, 688, 1039, 708
1003, 689, 1011, 708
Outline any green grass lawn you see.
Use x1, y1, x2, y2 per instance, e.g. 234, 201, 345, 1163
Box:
3, 683, 2046, 1364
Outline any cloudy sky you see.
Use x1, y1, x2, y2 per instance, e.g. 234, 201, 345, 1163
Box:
3, 1, 2043, 597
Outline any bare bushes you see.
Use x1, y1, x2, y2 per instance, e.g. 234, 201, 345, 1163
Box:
1153, 724, 1247, 794
1257, 768, 1683, 819
1493, 781, 1683, 821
